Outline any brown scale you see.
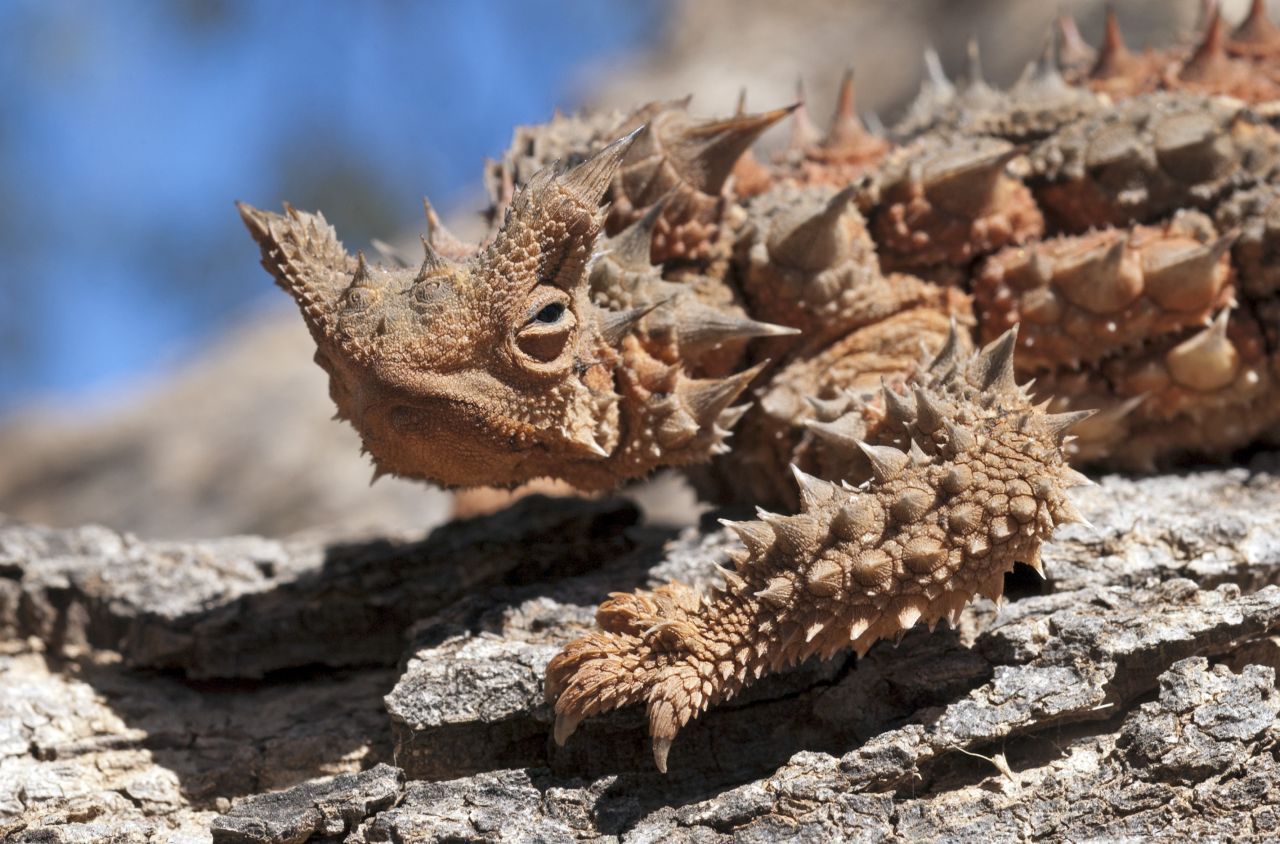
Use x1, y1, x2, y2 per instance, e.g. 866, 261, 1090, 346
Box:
974, 220, 1236, 372
866, 135, 1044, 272
1216, 184, 1280, 299
1030, 91, 1280, 232
1039, 309, 1277, 469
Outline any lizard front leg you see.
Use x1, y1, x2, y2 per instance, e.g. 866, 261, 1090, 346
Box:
546, 326, 1091, 770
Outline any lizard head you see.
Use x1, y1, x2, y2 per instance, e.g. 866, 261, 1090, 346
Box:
238, 134, 647, 489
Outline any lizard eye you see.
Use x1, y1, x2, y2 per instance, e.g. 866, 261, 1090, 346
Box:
533, 302, 566, 324
513, 291, 576, 370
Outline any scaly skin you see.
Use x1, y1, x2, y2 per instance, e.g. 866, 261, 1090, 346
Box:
240, 4, 1280, 769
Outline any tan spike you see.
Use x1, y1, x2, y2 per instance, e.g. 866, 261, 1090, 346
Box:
597, 301, 664, 347
676, 106, 797, 194
943, 419, 976, 453
1092, 6, 1135, 79
679, 362, 767, 425
720, 518, 774, 556
561, 127, 643, 206
913, 386, 946, 433
1181, 2, 1229, 82
973, 327, 1018, 393
607, 193, 670, 269
881, 382, 917, 428
790, 464, 838, 509
768, 185, 857, 272
755, 575, 795, 608
789, 78, 823, 151
715, 564, 748, 592
855, 440, 911, 482
417, 235, 445, 279
1042, 409, 1097, 441
762, 512, 825, 556
674, 303, 800, 346
827, 68, 868, 148
350, 250, 373, 288
1235, 0, 1280, 46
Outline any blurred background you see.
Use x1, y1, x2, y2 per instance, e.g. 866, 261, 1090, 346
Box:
0, 0, 1228, 539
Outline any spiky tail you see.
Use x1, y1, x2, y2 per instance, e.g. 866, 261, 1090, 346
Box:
545, 326, 1092, 771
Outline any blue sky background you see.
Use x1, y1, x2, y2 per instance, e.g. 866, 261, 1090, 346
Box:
0, 0, 662, 411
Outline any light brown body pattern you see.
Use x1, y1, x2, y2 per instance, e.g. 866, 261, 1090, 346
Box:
240, 4, 1280, 771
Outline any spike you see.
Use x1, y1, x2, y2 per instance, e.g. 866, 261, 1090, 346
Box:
856, 440, 910, 483
908, 439, 930, 466
973, 327, 1018, 393
417, 235, 445, 279
768, 185, 857, 272
1042, 409, 1098, 441
370, 238, 410, 268
929, 317, 963, 375
881, 382, 917, 427
827, 68, 868, 148
351, 250, 372, 288
1092, 5, 1134, 79
720, 518, 774, 557
1181, 2, 1232, 83
1018, 27, 1069, 93
923, 46, 954, 95
598, 301, 665, 346
790, 464, 837, 509
675, 303, 800, 346
1056, 235, 1139, 315
679, 362, 766, 424
717, 404, 751, 430
806, 393, 850, 420
1142, 233, 1234, 311
674, 106, 797, 194
1063, 467, 1094, 488
806, 558, 844, 598
755, 575, 795, 608
1165, 309, 1240, 391
763, 512, 825, 556
735, 88, 748, 117
805, 415, 864, 451
1056, 14, 1097, 70
560, 127, 644, 208
921, 145, 1017, 207
715, 564, 748, 592
913, 386, 946, 433
608, 194, 670, 269
1023, 547, 1045, 578
1235, 0, 1280, 46
964, 36, 988, 91
897, 601, 923, 630
788, 77, 823, 151
943, 419, 976, 453
421, 196, 470, 259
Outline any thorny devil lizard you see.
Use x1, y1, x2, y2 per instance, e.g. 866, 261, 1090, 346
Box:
239, 5, 1280, 771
